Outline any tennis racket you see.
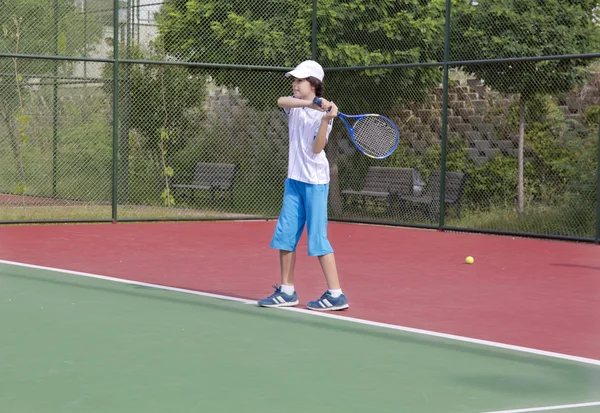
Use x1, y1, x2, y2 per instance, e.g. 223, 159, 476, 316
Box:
313, 97, 400, 159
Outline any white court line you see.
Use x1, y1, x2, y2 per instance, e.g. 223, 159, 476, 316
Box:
2, 259, 600, 369
480, 400, 600, 413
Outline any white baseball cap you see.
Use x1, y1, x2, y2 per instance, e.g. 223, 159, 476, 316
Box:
285, 60, 324, 81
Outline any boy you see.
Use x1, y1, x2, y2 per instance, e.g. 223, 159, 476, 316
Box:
257, 60, 349, 311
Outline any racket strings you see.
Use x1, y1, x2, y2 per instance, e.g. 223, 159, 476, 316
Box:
352, 116, 398, 158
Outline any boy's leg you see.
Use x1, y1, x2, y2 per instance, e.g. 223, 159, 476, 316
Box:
270, 178, 306, 273
304, 182, 348, 311
304, 182, 333, 258
258, 179, 305, 308
317, 252, 340, 290
280, 250, 296, 286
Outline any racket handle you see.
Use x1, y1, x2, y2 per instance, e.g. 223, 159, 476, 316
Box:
312, 96, 333, 112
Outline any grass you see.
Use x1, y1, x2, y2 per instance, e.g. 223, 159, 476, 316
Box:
447, 203, 596, 239
335, 198, 595, 239
1, 196, 596, 242
0, 204, 262, 222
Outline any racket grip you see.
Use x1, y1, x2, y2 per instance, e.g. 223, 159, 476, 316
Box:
313, 96, 332, 112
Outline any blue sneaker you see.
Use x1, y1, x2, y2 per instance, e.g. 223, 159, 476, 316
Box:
257, 285, 299, 308
306, 291, 349, 311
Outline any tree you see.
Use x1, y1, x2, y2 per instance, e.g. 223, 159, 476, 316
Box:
0, 0, 105, 196
155, 0, 445, 214
101, 39, 207, 206
451, 0, 600, 215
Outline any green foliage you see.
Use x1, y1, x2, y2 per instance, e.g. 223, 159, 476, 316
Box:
524, 96, 598, 204
0, 0, 105, 75
156, 0, 308, 66
463, 93, 597, 210
455, 198, 595, 238
340, 134, 473, 195
102, 41, 207, 155
421, 135, 472, 175
452, 0, 600, 96
156, 0, 445, 113
315, 0, 445, 114
464, 156, 518, 208
13, 181, 26, 195
161, 187, 175, 207
340, 87, 598, 232
158, 126, 176, 207
103, 43, 206, 183
1, 0, 106, 200
558, 129, 598, 202
101, 40, 207, 206
155, 0, 446, 216
387, 134, 472, 176
156, 0, 302, 109
15, 112, 29, 141
451, 0, 600, 214
582, 104, 600, 127
169, 94, 290, 213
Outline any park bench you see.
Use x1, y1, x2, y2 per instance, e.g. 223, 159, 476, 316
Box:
172, 162, 237, 207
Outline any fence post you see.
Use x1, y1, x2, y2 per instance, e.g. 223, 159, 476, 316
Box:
311, 0, 317, 60
438, 0, 452, 229
119, 0, 132, 204
112, 0, 119, 222
595, 122, 600, 243
52, 0, 59, 197
84, 0, 88, 78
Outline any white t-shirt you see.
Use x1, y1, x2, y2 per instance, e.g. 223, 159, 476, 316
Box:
283, 100, 333, 185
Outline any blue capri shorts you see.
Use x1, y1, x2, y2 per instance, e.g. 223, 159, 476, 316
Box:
270, 178, 334, 257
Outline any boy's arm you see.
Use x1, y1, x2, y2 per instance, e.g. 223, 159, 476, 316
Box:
277, 96, 328, 110
313, 102, 338, 154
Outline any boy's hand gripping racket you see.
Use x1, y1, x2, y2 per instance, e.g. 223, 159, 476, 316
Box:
313, 97, 400, 159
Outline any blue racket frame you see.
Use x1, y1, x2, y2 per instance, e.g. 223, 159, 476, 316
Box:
313, 97, 400, 159
338, 113, 400, 159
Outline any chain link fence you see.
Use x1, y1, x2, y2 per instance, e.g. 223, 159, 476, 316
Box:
1, 0, 599, 242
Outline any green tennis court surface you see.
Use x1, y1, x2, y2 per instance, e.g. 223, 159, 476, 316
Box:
2, 262, 599, 413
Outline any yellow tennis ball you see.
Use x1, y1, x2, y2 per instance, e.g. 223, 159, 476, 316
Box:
466, 256, 474, 264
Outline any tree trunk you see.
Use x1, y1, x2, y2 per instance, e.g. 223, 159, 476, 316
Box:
329, 162, 343, 216
2, 111, 26, 186
517, 93, 525, 217
327, 129, 344, 217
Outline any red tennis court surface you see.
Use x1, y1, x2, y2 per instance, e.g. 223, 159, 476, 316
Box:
1, 220, 599, 361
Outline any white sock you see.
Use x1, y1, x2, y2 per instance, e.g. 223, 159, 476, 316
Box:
281, 284, 295, 295
328, 289, 342, 298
